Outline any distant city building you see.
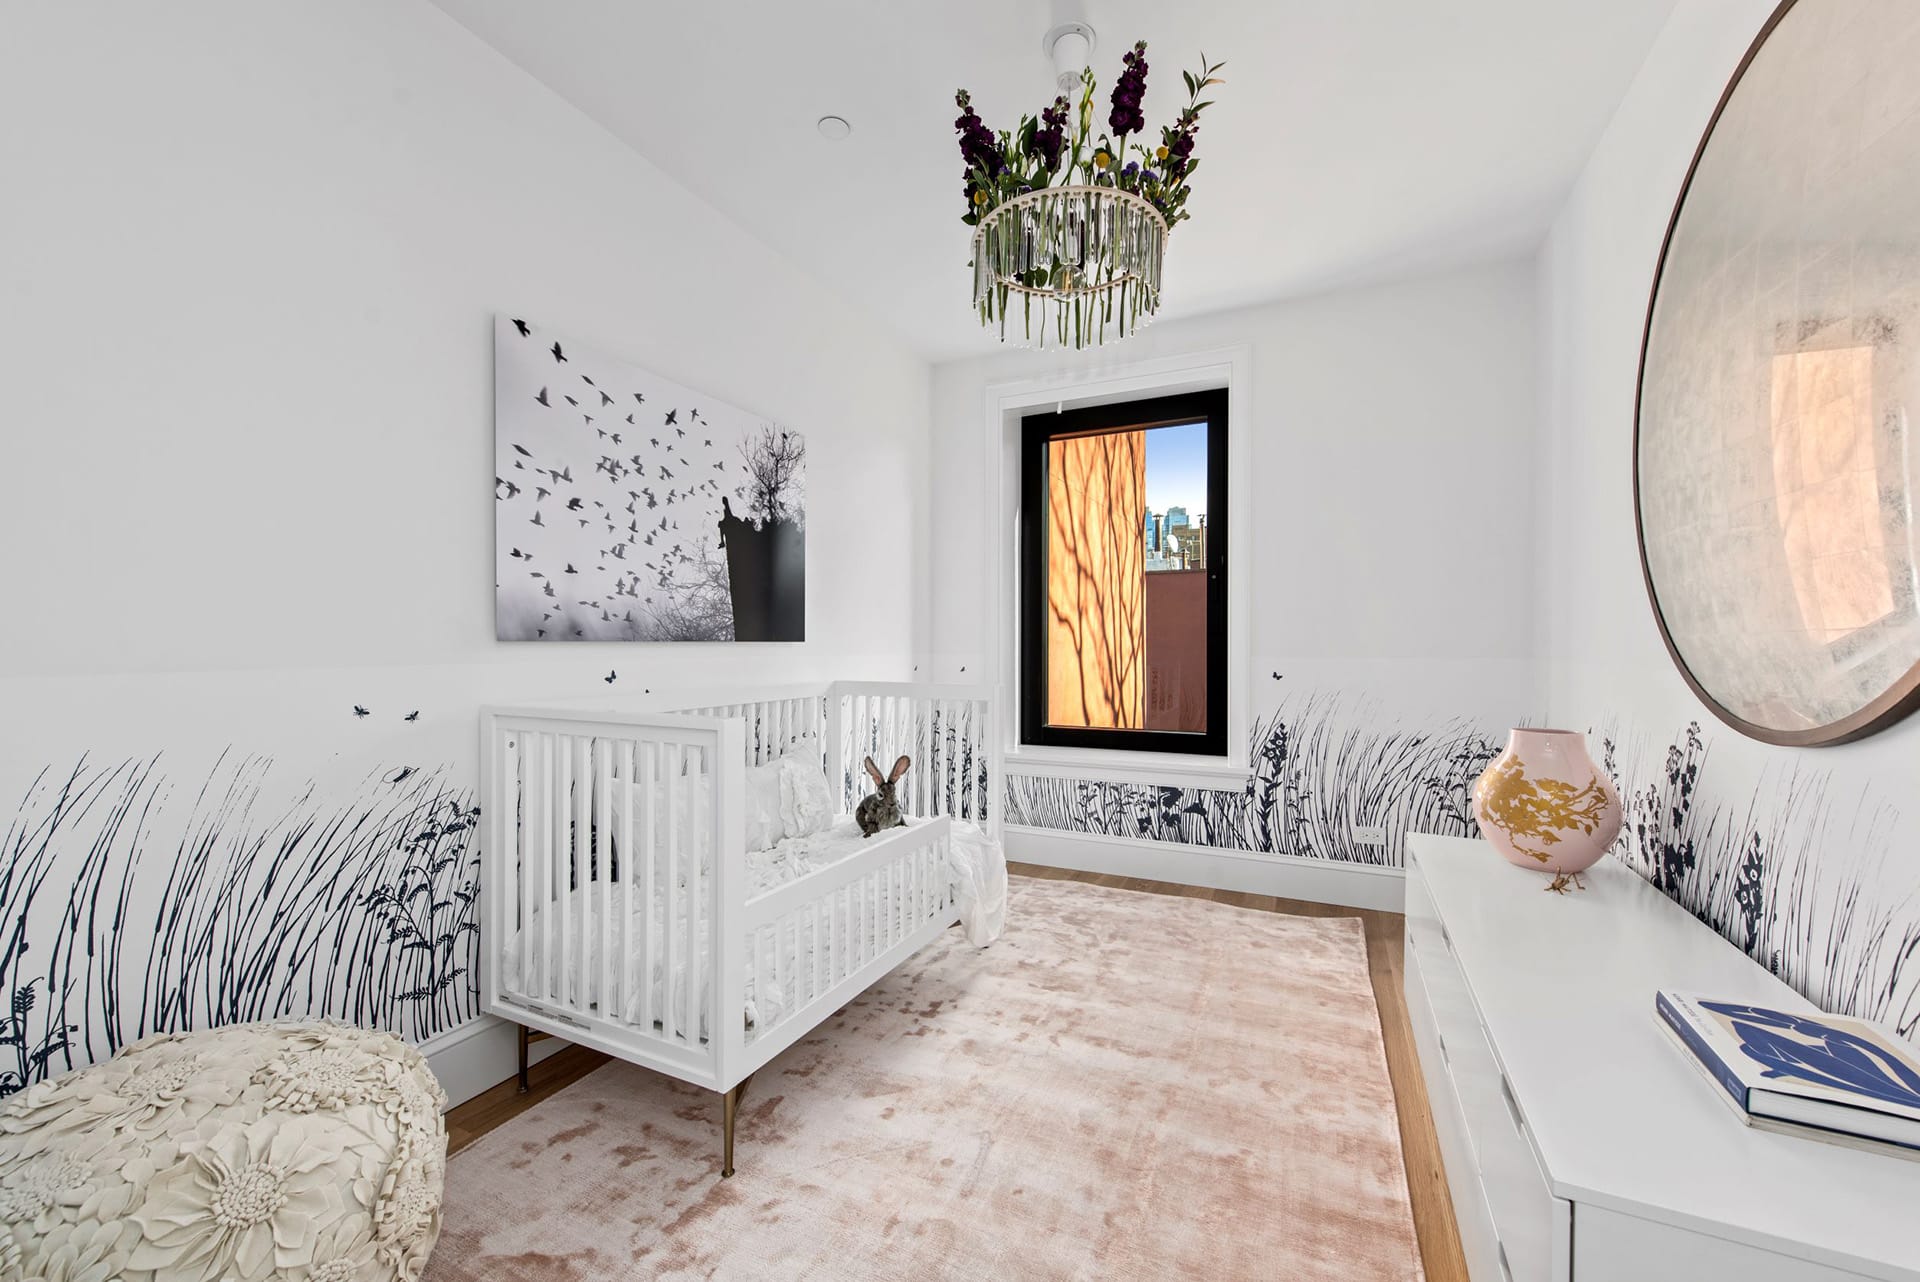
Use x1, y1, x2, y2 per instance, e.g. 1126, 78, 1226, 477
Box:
1141, 506, 1205, 572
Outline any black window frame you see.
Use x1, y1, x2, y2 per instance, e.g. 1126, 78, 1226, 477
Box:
1019, 388, 1229, 757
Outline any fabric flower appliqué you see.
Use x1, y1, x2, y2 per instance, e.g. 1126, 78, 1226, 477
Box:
127, 1115, 351, 1281
256, 1046, 392, 1114
295, 1212, 380, 1282
0, 1151, 93, 1229
16, 1216, 132, 1282
96, 1051, 242, 1138
372, 1147, 443, 1280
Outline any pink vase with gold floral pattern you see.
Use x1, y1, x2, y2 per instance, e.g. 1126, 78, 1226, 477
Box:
1471, 728, 1622, 876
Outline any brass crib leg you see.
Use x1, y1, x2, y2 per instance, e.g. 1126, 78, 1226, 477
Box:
517, 1023, 531, 1094
720, 1074, 753, 1178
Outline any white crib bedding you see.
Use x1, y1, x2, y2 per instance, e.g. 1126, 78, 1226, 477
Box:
500, 816, 1006, 1039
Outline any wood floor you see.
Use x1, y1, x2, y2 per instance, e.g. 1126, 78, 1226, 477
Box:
444, 865, 1468, 1282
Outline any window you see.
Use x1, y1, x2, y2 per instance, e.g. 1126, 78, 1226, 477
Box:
1019, 389, 1228, 756
1769, 344, 1900, 644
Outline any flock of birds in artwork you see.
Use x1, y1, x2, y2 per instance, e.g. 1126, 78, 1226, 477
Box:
494, 317, 748, 640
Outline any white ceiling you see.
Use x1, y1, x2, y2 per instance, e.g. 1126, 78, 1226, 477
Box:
431, 0, 1677, 362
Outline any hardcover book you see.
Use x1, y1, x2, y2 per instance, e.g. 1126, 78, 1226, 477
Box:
1655, 991, 1920, 1154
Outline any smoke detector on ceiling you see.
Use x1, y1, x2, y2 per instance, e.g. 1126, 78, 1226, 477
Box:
816, 115, 852, 141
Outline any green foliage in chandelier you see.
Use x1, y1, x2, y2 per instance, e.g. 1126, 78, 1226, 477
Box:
954, 45, 1225, 229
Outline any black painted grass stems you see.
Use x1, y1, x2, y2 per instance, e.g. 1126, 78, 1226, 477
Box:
1608, 721, 1917, 1036
1, 758, 160, 1090
58, 756, 165, 1072
1240, 695, 1497, 866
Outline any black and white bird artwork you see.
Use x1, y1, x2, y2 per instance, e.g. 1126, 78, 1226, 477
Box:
492, 316, 805, 643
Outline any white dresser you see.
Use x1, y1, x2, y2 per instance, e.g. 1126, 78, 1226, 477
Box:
1405, 834, 1920, 1282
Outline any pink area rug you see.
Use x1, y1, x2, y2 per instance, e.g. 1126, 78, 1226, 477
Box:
431, 877, 1423, 1280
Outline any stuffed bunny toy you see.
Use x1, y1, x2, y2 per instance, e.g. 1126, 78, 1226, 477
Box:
855, 754, 910, 837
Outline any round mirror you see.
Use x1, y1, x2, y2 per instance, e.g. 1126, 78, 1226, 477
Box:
1636, 0, 1920, 746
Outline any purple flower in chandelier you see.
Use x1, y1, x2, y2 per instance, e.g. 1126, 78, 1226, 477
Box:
1033, 95, 1070, 172
954, 89, 1004, 181
1108, 41, 1149, 137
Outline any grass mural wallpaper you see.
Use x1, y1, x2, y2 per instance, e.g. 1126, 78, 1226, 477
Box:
1005, 691, 1504, 865
0, 752, 479, 1097
1602, 721, 1918, 1039
1005, 683, 1919, 1041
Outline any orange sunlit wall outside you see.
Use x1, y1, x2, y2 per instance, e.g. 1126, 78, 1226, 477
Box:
1046, 430, 1146, 729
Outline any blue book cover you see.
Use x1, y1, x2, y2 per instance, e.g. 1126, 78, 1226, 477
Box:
1656, 991, 1920, 1151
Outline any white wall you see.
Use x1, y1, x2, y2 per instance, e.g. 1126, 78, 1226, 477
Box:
927, 261, 1541, 876
0, 1, 928, 1101
1536, 0, 1920, 1030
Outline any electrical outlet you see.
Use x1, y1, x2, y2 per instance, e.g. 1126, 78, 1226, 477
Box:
1352, 824, 1388, 847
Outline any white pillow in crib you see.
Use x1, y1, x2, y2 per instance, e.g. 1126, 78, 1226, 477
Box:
742, 760, 784, 852
775, 753, 835, 838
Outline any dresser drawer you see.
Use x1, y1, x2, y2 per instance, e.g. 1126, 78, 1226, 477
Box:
1405, 925, 1505, 1282
1405, 864, 1570, 1281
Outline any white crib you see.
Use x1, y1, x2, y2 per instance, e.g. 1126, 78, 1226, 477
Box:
479, 681, 999, 1175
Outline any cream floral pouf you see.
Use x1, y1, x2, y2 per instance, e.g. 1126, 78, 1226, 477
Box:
0, 1020, 445, 1281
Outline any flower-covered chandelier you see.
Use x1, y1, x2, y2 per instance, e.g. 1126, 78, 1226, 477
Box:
957, 42, 1224, 350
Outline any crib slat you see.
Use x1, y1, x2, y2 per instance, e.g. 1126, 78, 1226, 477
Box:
826, 886, 839, 988
555, 735, 574, 1004
753, 924, 767, 1040
927, 698, 941, 820
918, 696, 930, 817
639, 741, 657, 1037
509, 731, 527, 1000
618, 740, 634, 1026
902, 840, 917, 932
854, 694, 868, 806
892, 858, 903, 946
594, 738, 612, 1019
532, 732, 548, 1001
663, 743, 681, 1044
771, 910, 784, 1033
892, 695, 905, 809
961, 701, 976, 824
541, 732, 559, 1002
574, 738, 590, 1010
685, 745, 702, 1046
893, 694, 904, 780
921, 702, 936, 821
952, 702, 967, 821
811, 902, 822, 1006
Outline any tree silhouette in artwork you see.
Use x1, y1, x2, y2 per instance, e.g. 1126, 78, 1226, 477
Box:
648, 536, 735, 641
1046, 430, 1145, 728
739, 426, 805, 524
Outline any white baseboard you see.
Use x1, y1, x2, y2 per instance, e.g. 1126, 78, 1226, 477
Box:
418, 1014, 566, 1109
1005, 825, 1405, 912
